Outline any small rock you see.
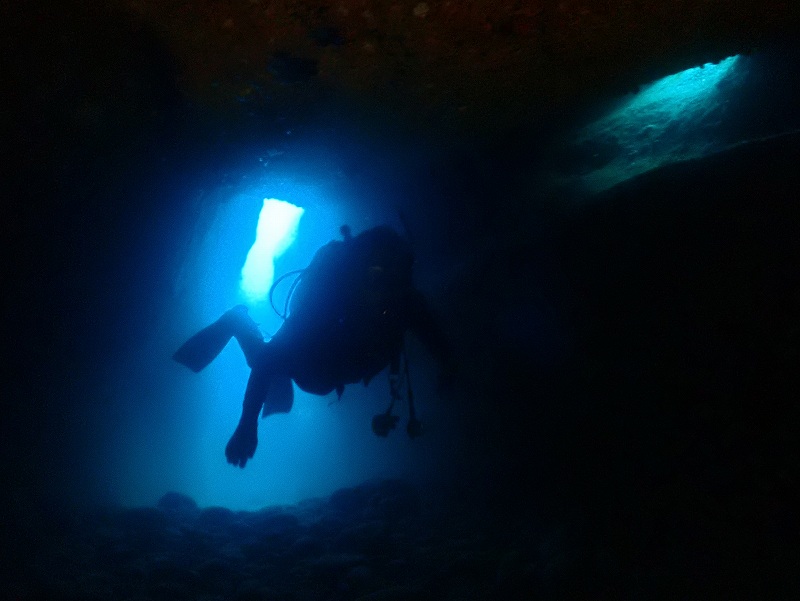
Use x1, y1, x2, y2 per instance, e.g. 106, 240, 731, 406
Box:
234, 578, 270, 601
329, 485, 371, 515
347, 564, 372, 586
334, 520, 387, 554
118, 507, 169, 538
385, 558, 411, 579
196, 558, 238, 594
354, 586, 415, 601
311, 552, 367, 574
251, 510, 300, 537
413, 3, 429, 17
196, 506, 235, 531
288, 535, 325, 558
371, 480, 420, 522
157, 491, 198, 513
156, 492, 199, 525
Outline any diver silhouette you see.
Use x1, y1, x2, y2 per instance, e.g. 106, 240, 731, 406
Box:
173, 225, 451, 468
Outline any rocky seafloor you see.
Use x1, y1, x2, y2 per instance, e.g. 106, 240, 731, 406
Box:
9, 479, 550, 601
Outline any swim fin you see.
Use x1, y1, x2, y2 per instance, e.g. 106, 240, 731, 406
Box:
173, 306, 249, 372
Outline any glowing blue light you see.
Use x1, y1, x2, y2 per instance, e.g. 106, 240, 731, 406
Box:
576, 55, 745, 192
625, 55, 740, 115
240, 198, 304, 303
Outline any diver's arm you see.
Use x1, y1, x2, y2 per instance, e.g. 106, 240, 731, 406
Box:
240, 396, 263, 424
240, 369, 269, 424
225, 369, 268, 468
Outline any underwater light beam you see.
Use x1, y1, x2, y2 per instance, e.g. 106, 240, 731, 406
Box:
625, 55, 740, 116
576, 55, 743, 192
240, 198, 305, 303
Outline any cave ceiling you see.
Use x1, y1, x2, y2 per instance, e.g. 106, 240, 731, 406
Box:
122, 0, 791, 139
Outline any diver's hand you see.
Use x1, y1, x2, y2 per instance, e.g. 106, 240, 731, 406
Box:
226, 422, 258, 468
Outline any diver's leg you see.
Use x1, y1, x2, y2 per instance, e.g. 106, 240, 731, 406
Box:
229, 308, 268, 368
173, 305, 265, 372
225, 365, 270, 468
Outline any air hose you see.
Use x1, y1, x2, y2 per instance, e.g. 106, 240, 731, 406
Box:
268, 269, 305, 319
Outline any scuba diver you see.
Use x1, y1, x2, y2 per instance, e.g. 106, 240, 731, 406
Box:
173, 225, 452, 468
